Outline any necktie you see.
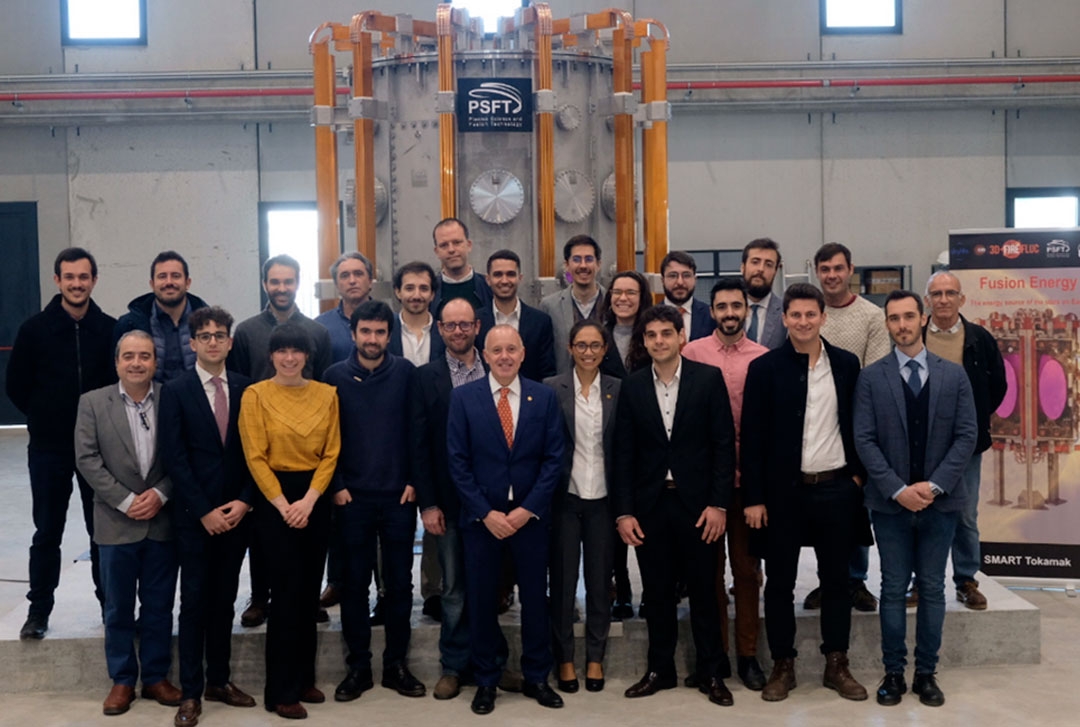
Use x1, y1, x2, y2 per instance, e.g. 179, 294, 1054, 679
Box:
497, 387, 514, 449
678, 306, 688, 315
747, 304, 761, 342
905, 360, 922, 397
211, 376, 228, 444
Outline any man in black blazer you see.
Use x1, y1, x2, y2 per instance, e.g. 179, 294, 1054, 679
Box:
661, 250, 715, 342
477, 250, 557, 382
613, 306, 736, 706
741, 283, 870, 703
159, 306, 258, 725
389, 261, 446, 365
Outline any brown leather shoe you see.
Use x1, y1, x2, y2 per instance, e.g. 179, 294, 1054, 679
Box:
624, 671, 677, 698
823, 651, 868, 701
275, 702, 308, 719
174, 698, 201, 727
957, 580, 988, 610
240, 599, 268, 628
699, 677, 734, 706
319, 584, 341, 608
103, 684, 135, 715
299, 685, 325, 703
143, 679, 183, 706
761, 658, 796, 702
433, 675, 461, 700
204, 682, 256, 708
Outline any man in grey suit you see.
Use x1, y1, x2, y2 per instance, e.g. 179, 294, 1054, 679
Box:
740, 238, 785, 350
76, 330, 180, 717
540, 236, 606, 374
853, 290, 977, 708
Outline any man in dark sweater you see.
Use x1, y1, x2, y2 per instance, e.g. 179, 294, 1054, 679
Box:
324, 300, 425, 702
7, 247, 117, 640
430, 217, 493, 313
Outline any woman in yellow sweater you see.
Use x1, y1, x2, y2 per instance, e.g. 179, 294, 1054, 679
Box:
239, 324, 340, 720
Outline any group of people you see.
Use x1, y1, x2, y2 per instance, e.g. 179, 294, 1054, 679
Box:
5, 219, 1005, 723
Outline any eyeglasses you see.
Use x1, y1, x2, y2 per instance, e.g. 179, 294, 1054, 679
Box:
570, 255, 596, 265
610, 288, 640, 298
195, 332, 229, 343
572, 341, 605, 353
439, 320, 476, 331
664, 271, 695, 282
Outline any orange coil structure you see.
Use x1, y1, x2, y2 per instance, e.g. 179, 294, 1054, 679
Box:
436, 4, 457, 219
309, 23, 343, 312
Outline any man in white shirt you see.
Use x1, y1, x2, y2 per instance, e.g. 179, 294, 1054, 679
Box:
390, 261, 444, 366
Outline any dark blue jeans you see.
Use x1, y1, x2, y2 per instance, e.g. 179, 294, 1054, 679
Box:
339, 494, 416, 671
27, 447, 103, 616
872, 506, 959, 675
435, 518, 469, 676
99, 538, 178, 686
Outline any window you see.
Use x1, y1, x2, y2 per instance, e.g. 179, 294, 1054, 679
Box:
62, 0, 147, 45
821, 0, 902, 35
1007, 188, 1080, 228
451, 0, 522, 35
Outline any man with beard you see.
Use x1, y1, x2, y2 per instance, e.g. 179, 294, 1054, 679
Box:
389, 261, 445, 366
326, 301, 426, 702
430, 218, 493, 313
741, 238, 786, 350
682, 277, 769, 692
114, 251, 209, 383
8, 247, 117, 640
315, 252, 375, 363
229, 254, 332, 628
661, 251, 714, 342
541, 236, 607, 374
477, 250, 557, 382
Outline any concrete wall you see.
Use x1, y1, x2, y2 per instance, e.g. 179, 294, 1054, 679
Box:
2, 0, 1080, 311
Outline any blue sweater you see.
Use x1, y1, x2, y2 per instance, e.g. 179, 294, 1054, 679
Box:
324, 352, 414, 497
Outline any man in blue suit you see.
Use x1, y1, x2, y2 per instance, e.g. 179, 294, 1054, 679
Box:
159, 306, 258, 726
476, 249, 557, 382
661, 251, 715, 342
447, 325, 565, 715
854, 290, 977, 708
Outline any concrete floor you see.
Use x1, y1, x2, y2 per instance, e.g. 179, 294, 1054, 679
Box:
1, 428, 1078, 725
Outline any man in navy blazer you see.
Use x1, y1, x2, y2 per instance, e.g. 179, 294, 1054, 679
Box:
159, 306, 258, 723
741, 238, 786, 350
854, 291, 976, 708
661, 251, 715, 342
447, 325, 565, 715
476, 250, 557, 382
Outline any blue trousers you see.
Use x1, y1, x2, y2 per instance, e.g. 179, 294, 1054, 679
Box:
872, 507, 959, 675
950, 453, 983, 585
99, 538, 178, 686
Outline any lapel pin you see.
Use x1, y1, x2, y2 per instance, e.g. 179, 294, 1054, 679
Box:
606, 393, 612, 399
527, 395, 533, 402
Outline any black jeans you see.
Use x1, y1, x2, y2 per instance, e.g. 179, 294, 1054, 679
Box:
763, 476, 861, 660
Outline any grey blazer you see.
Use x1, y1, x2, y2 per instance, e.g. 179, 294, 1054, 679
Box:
853, 351, 977, 514
540, 286, 606, 375
75, 382, 173, 545
754, 293, 786, 351
543, 372, 620, 494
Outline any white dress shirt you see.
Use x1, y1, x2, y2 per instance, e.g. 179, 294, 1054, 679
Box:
490, 374, 522, 500
196, 362, 229, 412
494, 298, 522, 330
653, 359, 682, 480
399, 311, 433, 366
572, 288, 601, 319
801, 345, 847, 474
116, 383, 167, 513
569, 370, 606, 500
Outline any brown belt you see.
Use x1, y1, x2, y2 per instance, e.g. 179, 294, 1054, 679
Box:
801, 468, 848, 485
664, 479, 677, 489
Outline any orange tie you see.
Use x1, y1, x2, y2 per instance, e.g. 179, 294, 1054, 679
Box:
497, 387, 514, 449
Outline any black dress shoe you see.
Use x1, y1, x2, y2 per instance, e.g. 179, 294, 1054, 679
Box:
556, 677, 579, 694
585, 677, 604, 692
382, 664, 426, 697
523, 682, 564, 708
240, 599, 268, 628
737, 656, 767, 691
912, 673, 945, 707
422, 596, 443, 622
335, 669, 374, 702
876, 672, 907, 706
369, 598, 385, 626
471, 686, 496, 715
624, 671, 677, 698
683, 672, 700, 689
315, 607, 329, 624
611, 601, 634, 621
699, 677, 734, 706
19, 614, 47, 640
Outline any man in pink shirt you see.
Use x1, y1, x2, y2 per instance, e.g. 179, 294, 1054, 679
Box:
683, 277, 769, 692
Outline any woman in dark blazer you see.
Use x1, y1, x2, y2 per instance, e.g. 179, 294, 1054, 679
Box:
544, 319, 621, 694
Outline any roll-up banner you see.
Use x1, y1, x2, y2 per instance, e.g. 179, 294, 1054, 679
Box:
949, 228, 1080, 581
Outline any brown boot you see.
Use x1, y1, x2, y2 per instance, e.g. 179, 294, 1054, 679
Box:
823, 651, 868, 701
761, 658, 796, 702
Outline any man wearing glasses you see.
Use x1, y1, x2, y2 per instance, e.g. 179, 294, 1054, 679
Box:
661, 251, 715, 342
541, 236, 606, 374
921, 272, 1006, 610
